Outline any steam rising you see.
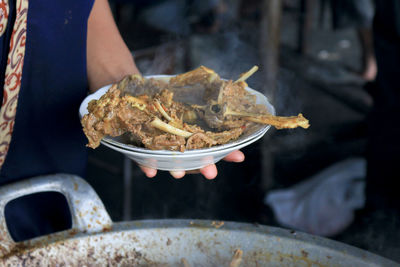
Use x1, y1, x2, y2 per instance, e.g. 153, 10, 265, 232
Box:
125, 4, 400, 264
133, 19, 310, 225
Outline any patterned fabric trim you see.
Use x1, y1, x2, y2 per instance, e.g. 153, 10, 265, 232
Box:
0, 0, 8, 37
0, 0, 28, 168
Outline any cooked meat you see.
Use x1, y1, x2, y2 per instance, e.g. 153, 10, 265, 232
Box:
118, 74, 169, 96
206, 127, 244, 144
186, 133, 217, 150
82, 85, 149, 148
81, 66, 309, 151
144, 133, 186, 151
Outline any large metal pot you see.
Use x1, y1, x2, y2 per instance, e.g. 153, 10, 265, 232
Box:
0, 174, 398, 266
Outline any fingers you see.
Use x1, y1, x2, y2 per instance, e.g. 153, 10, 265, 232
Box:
170, 164, 218, 180
140, 165, 185, 179
139, 165, 188, 179
169, 150, 244, 179
169, 170, 185, 179
223, 150, 245, 162
139, 165, 157, 178
140, 150, 244, 180
200, 164, 218, 180
141, 165, 217, 180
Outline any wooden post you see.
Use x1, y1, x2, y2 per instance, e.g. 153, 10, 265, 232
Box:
260, 0, 282, 101
298, 0, 316, 55
259, 0, 282, 192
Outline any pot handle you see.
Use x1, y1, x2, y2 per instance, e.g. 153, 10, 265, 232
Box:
0, 174, 112, 257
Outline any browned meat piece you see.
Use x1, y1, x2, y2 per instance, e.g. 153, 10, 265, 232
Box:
157, 89, 174, 107
168, 66, 224, 106
81, 85, 151, 148
220, 118, 246, 130
169, 66, 218, 87
81, 83, 196, 150
118, 74, 169, 96
143, 133, 186, 151
82, 85, 124, 148
198, 76, 309, 130
206, 127, 244, 144
183, 123, 204, 133
186, 133, 217, 150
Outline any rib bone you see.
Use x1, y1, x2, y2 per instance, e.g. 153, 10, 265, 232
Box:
235, 66, 259, 83
244, 113, 310, 129
224, 107, 310, 129
150, 117, 193, 138
123, 95, 147, 110
154, 99, 173, 121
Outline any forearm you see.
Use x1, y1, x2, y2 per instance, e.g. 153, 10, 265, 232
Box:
87, 0, 140, 92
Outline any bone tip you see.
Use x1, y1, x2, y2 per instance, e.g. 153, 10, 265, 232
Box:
298, 113, 310, 129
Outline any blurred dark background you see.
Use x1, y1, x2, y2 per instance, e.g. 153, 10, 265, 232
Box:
85, 0, 400, 262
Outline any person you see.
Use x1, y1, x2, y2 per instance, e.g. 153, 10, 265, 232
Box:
86, 0, 244, 180
0, 0, 244, 241
365, 0, 400, 213
332, 1, 400, 258
329, 0, 377, 81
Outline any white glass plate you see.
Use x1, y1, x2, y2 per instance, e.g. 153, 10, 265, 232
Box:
100, 124, 267, 171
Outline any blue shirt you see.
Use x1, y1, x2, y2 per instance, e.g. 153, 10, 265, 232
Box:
0, 0, 94, 184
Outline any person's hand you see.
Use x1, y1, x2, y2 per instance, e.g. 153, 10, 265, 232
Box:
139, 150, 245, 180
